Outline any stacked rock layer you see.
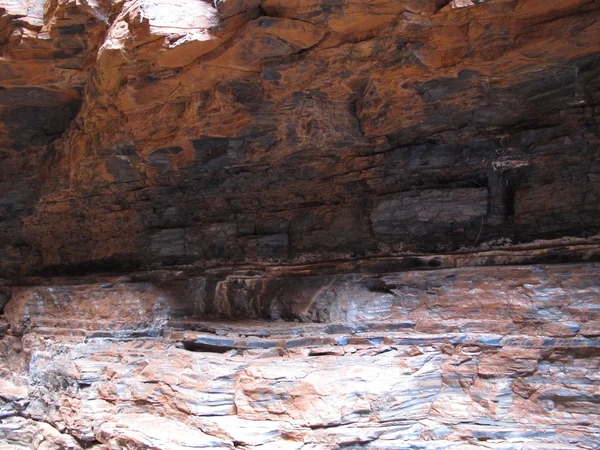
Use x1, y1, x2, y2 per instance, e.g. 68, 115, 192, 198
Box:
0, 0, 599, 448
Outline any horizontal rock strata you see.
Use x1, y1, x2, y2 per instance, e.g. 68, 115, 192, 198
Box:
0, 0, 599, 278
1, 261, 599, 448
1, 0, 599, 449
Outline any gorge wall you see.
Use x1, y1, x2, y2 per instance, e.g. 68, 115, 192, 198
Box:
0, 0, 599, 448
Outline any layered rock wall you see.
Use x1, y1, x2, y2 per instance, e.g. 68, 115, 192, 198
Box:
0, 0, 599, 449
0, 0, 598, 277
1, 261, 600, 448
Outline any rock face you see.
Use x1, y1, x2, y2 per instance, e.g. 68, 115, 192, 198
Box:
1, 261, 600, 448
0, 0, 599, 276
0, 0, 599, 449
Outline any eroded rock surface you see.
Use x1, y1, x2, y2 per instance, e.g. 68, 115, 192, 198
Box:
1, 0, 599, 449
0, 0, 598, 277
1, 261, 600, 448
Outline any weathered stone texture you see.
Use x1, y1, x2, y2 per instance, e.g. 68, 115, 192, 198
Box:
0, 0, 599, 277
372, 188, 488, 239
1, 0, 599, 448
1, 263, 599, 449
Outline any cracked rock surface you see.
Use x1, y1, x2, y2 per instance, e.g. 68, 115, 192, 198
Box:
0, 0, 599, 448
1, 261, 600, 448
0, 0, 598, 276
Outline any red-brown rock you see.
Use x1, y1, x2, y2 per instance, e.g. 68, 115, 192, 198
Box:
0, 0, 599, 448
